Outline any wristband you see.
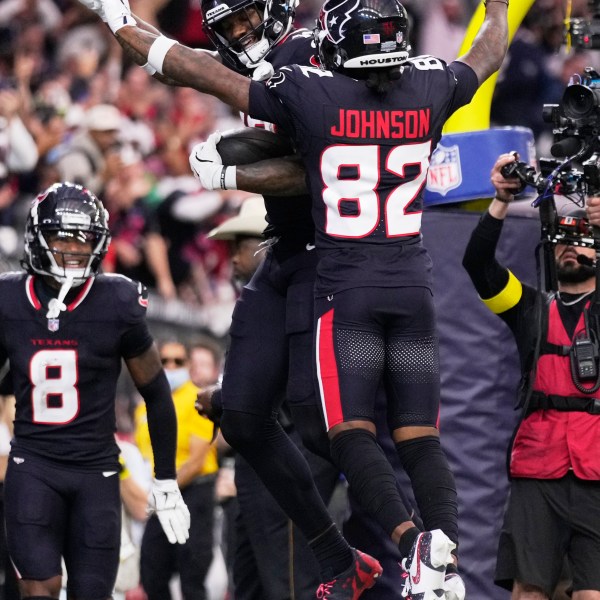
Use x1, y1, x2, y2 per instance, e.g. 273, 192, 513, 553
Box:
147, 36, 178, 75
221, 166, 238, 190
142, 62, 157, 76
493, 195, 513, 204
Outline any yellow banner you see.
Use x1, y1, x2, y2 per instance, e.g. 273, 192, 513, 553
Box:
444, 0, 536, 133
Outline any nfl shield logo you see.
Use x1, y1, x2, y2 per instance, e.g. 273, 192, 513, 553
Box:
427, 144, 462, 196
48, 318, 59, 332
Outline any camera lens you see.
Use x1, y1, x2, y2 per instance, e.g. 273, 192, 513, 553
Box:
562, 84, 599, 119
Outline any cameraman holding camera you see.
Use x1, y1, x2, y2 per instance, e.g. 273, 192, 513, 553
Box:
462, 152, 600, 600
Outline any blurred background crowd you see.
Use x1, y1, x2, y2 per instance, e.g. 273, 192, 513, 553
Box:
0, 0, 597, 327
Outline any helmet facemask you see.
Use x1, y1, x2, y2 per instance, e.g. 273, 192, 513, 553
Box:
203, 0, 297, 71
23, 183, 111, 288
36, 229, 108, 287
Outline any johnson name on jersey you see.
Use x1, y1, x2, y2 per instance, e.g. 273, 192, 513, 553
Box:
248, 56, 478, 294
249, 57, 478, 248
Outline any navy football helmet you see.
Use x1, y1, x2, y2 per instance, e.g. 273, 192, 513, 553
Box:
23, 182, 111, 286
201, 0, 297, 71
315, 0, 410, 71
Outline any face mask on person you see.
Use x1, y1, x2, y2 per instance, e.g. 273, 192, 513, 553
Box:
165, 367, 189, 391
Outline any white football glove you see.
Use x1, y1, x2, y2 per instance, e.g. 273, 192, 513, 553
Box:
76, 0, 107, 21
189, 132, 237, 190
148, 478, 191, 544
101, 0, 136, 33
252, 61, 275, 82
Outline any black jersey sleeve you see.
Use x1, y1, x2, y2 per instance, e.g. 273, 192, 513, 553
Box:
120, 321, 154, 359
248, 75, 296, 136
463, 211, 540, 368
105, 275, 154, 358
462, 211, 511, 299
447, 60, 479, 113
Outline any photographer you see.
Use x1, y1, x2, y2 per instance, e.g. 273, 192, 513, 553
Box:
462, 152, 600, 600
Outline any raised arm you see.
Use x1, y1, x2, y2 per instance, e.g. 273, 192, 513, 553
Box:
457, 0, 509, 85
99, 0, 251, 112
124, 13, 222, 86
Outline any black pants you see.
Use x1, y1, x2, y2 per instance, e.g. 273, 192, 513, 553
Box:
0, 483, 19, 600
232, 426, 339, 600
141, 478, 215, 600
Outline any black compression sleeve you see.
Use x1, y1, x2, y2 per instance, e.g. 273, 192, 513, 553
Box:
137, 371, 177, 479
120, 321, 154, 359
462, 211, 510, 298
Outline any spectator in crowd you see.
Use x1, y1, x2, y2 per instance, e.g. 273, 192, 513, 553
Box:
417, 0, 469, 64
135, 339, 218, 600
0, 0, 62, 35
54, 103, 125, 196
114, 438, 152, 600
153, 183, 230, 305
0, 393, 18, 600
491, 0, 565, 141
206, 194, 268, 291
189, 336, 223, 391
463, 153, 600, 599
0, 81, 38, 183
102, 142, 178, 300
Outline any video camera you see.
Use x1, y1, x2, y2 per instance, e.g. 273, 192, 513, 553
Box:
501, 157, 596, 247
566, 0, 600, 49
499, 66, 600, 249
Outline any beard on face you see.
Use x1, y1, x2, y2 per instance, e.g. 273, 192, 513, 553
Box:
557, 261, 596, 284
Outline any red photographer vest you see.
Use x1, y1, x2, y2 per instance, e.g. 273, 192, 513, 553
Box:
511, 298, 600, 480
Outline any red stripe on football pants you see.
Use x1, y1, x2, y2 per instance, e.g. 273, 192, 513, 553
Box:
316, 308, 343, 430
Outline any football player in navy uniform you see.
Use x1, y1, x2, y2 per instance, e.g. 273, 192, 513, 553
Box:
193, 4, 414, 596
0, 182, 190, 600
92, 0, 508, 596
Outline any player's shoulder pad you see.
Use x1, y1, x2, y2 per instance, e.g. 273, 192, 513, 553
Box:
278, 28, 316, 62
0, 271, 27, 292
96, 273, 149, 322
405, 54, 449, 72
286, 28, 314, 41
0, 271, 26, 284
265, 64, 312, 91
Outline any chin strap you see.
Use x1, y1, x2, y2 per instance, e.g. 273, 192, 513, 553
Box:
46, 275, 74, 319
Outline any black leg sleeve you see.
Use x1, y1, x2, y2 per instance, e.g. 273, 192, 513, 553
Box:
330, 429, 412, 536
395, 435, 458, 547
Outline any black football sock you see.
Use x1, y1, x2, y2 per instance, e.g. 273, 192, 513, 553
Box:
395, 436, 458, 546
330, 429, 412, 535
220, 409, 352, 576
398, 525, 421, 559
308, 523, 354, 581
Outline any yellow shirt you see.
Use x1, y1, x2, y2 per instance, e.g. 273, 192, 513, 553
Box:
134, 380, 218, 477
